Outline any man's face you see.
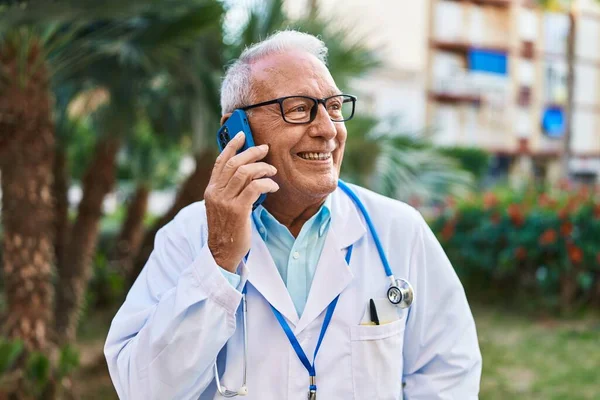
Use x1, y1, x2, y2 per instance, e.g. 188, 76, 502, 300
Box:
242, 51, 347, 201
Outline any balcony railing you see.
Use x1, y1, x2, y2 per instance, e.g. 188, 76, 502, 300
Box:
442, 0, 511, 9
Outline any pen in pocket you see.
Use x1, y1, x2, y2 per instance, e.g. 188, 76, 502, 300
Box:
369, 298, 380, 325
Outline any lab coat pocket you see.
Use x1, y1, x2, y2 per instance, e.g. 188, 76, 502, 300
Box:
350, 318, 405, 400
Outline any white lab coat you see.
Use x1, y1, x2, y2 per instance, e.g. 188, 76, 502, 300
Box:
105, 184, 482, 400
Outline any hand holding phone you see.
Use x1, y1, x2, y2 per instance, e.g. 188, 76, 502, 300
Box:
217, 110, 267, 208
204, 112, 279, 272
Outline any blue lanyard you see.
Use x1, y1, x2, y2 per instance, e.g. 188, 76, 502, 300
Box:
269, 244, 353, 394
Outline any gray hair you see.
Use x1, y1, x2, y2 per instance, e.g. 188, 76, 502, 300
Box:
220, 30, 328, 115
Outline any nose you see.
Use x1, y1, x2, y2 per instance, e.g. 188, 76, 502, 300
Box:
308, 103, 337, 140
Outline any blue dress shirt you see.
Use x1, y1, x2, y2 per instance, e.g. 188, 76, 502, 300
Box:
221, 197, 332, 316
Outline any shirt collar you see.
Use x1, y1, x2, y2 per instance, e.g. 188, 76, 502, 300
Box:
252, 195, 332, 241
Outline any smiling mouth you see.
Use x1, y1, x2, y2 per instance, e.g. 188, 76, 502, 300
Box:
297, 152, 332, 161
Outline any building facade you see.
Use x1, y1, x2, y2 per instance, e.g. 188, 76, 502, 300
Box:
286, 0, 600, 183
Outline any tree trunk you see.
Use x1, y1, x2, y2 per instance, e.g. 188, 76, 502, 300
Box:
591, 271, 600, 308
0, 36, 55, 351
559, 10, 576, 180
53, 148, 70, 275
93, 184, 149, 308
560, 268, 579, 314
0, 37, 55, 397
128, 148, 216, 286
113, 183, 150, 274
54, 136, 121, 344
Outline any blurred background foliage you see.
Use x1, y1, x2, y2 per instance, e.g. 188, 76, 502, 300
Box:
0, 0, 598, 399
430, 184, 600, 311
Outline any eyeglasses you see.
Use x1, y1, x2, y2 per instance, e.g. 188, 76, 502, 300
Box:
240, 94, 357, 124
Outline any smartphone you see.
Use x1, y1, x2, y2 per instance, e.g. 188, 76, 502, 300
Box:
217, 109, 267, 209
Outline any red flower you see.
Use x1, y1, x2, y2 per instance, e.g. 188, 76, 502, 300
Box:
557, 178, 571, 191
490, 212, 501, 225
515, 246, 527, 261
567, 243, 583, 264
560, 222, 573, 237
539, 229, 557, 245
566, 198, 579, 213
409, 195, 422, 208
558, 207, 569, 220
441, 222, 455, 241
538, 193, 555, 208
594, 204, 600, 219
483, 192, 499, 209
577, 186, 591, 199
508, 204, 525, 227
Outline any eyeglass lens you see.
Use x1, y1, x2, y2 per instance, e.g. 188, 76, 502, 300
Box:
281, 95, 354, 123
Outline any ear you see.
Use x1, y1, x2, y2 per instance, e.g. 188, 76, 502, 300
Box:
220, 113, 232, 126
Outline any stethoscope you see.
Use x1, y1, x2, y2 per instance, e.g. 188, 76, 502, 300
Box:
214, 180, 414, 397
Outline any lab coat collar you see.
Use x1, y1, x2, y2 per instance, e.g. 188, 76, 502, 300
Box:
245, 185, 367, 332
296, 185, 367, 333
246, 222, 300, 325
329, 184, 368, 249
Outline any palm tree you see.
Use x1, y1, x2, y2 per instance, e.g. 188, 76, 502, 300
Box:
130, 16, 232, 286
1, 1, 223, 395
341, 115, 474, 204
0, 4, 107, 395
0, 28, 55, 359
52, 3, 224, 344
113, 107, 188, 278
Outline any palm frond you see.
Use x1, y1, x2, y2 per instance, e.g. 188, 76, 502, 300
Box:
0, 0, 199, 31
117, 113, 186, 188
342, 115, 475, 204
132, 2, 223, 52
259, 0, 286, 38
372, 143, 474, 203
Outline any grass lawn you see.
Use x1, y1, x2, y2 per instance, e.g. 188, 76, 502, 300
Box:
474, 306, 600, 399
74, 305, 600, 399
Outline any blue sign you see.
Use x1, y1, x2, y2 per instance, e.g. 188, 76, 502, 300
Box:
541, 106, 565, 138
468, 49, 508, 75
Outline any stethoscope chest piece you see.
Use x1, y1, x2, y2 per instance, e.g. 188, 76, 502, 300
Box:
387, 278, 414, 309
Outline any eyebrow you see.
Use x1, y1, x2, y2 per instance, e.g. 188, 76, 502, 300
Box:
293, 89, 343, 98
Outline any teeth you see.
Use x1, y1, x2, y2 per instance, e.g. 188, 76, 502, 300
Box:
299, 152, 331, 160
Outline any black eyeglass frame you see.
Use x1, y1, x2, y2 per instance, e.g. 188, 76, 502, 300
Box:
239, 94, 357, 124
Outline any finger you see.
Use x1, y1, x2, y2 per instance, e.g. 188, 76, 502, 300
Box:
219, 144, 269, 185
237, 178, 279, 206
212, 131, 246, 177
227, 162, 277, 197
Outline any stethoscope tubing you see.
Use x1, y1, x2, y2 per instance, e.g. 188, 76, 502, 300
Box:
214, 180, 413, 397
337, 180, 397, 285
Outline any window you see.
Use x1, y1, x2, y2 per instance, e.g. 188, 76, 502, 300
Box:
468, 49, 508, 75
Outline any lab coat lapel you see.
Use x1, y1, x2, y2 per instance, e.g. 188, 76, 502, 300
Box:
294, 186, 367, 334
246, 222, 299, 325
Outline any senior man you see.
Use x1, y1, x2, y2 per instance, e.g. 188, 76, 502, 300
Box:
105, 30, 482, 399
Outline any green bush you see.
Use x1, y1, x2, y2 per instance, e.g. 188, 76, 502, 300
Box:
430, 184, 600, 311
86, 251, 125, 312
0, 338, 79, 398
0, 339, 23, 375
438, 146, 491, 183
